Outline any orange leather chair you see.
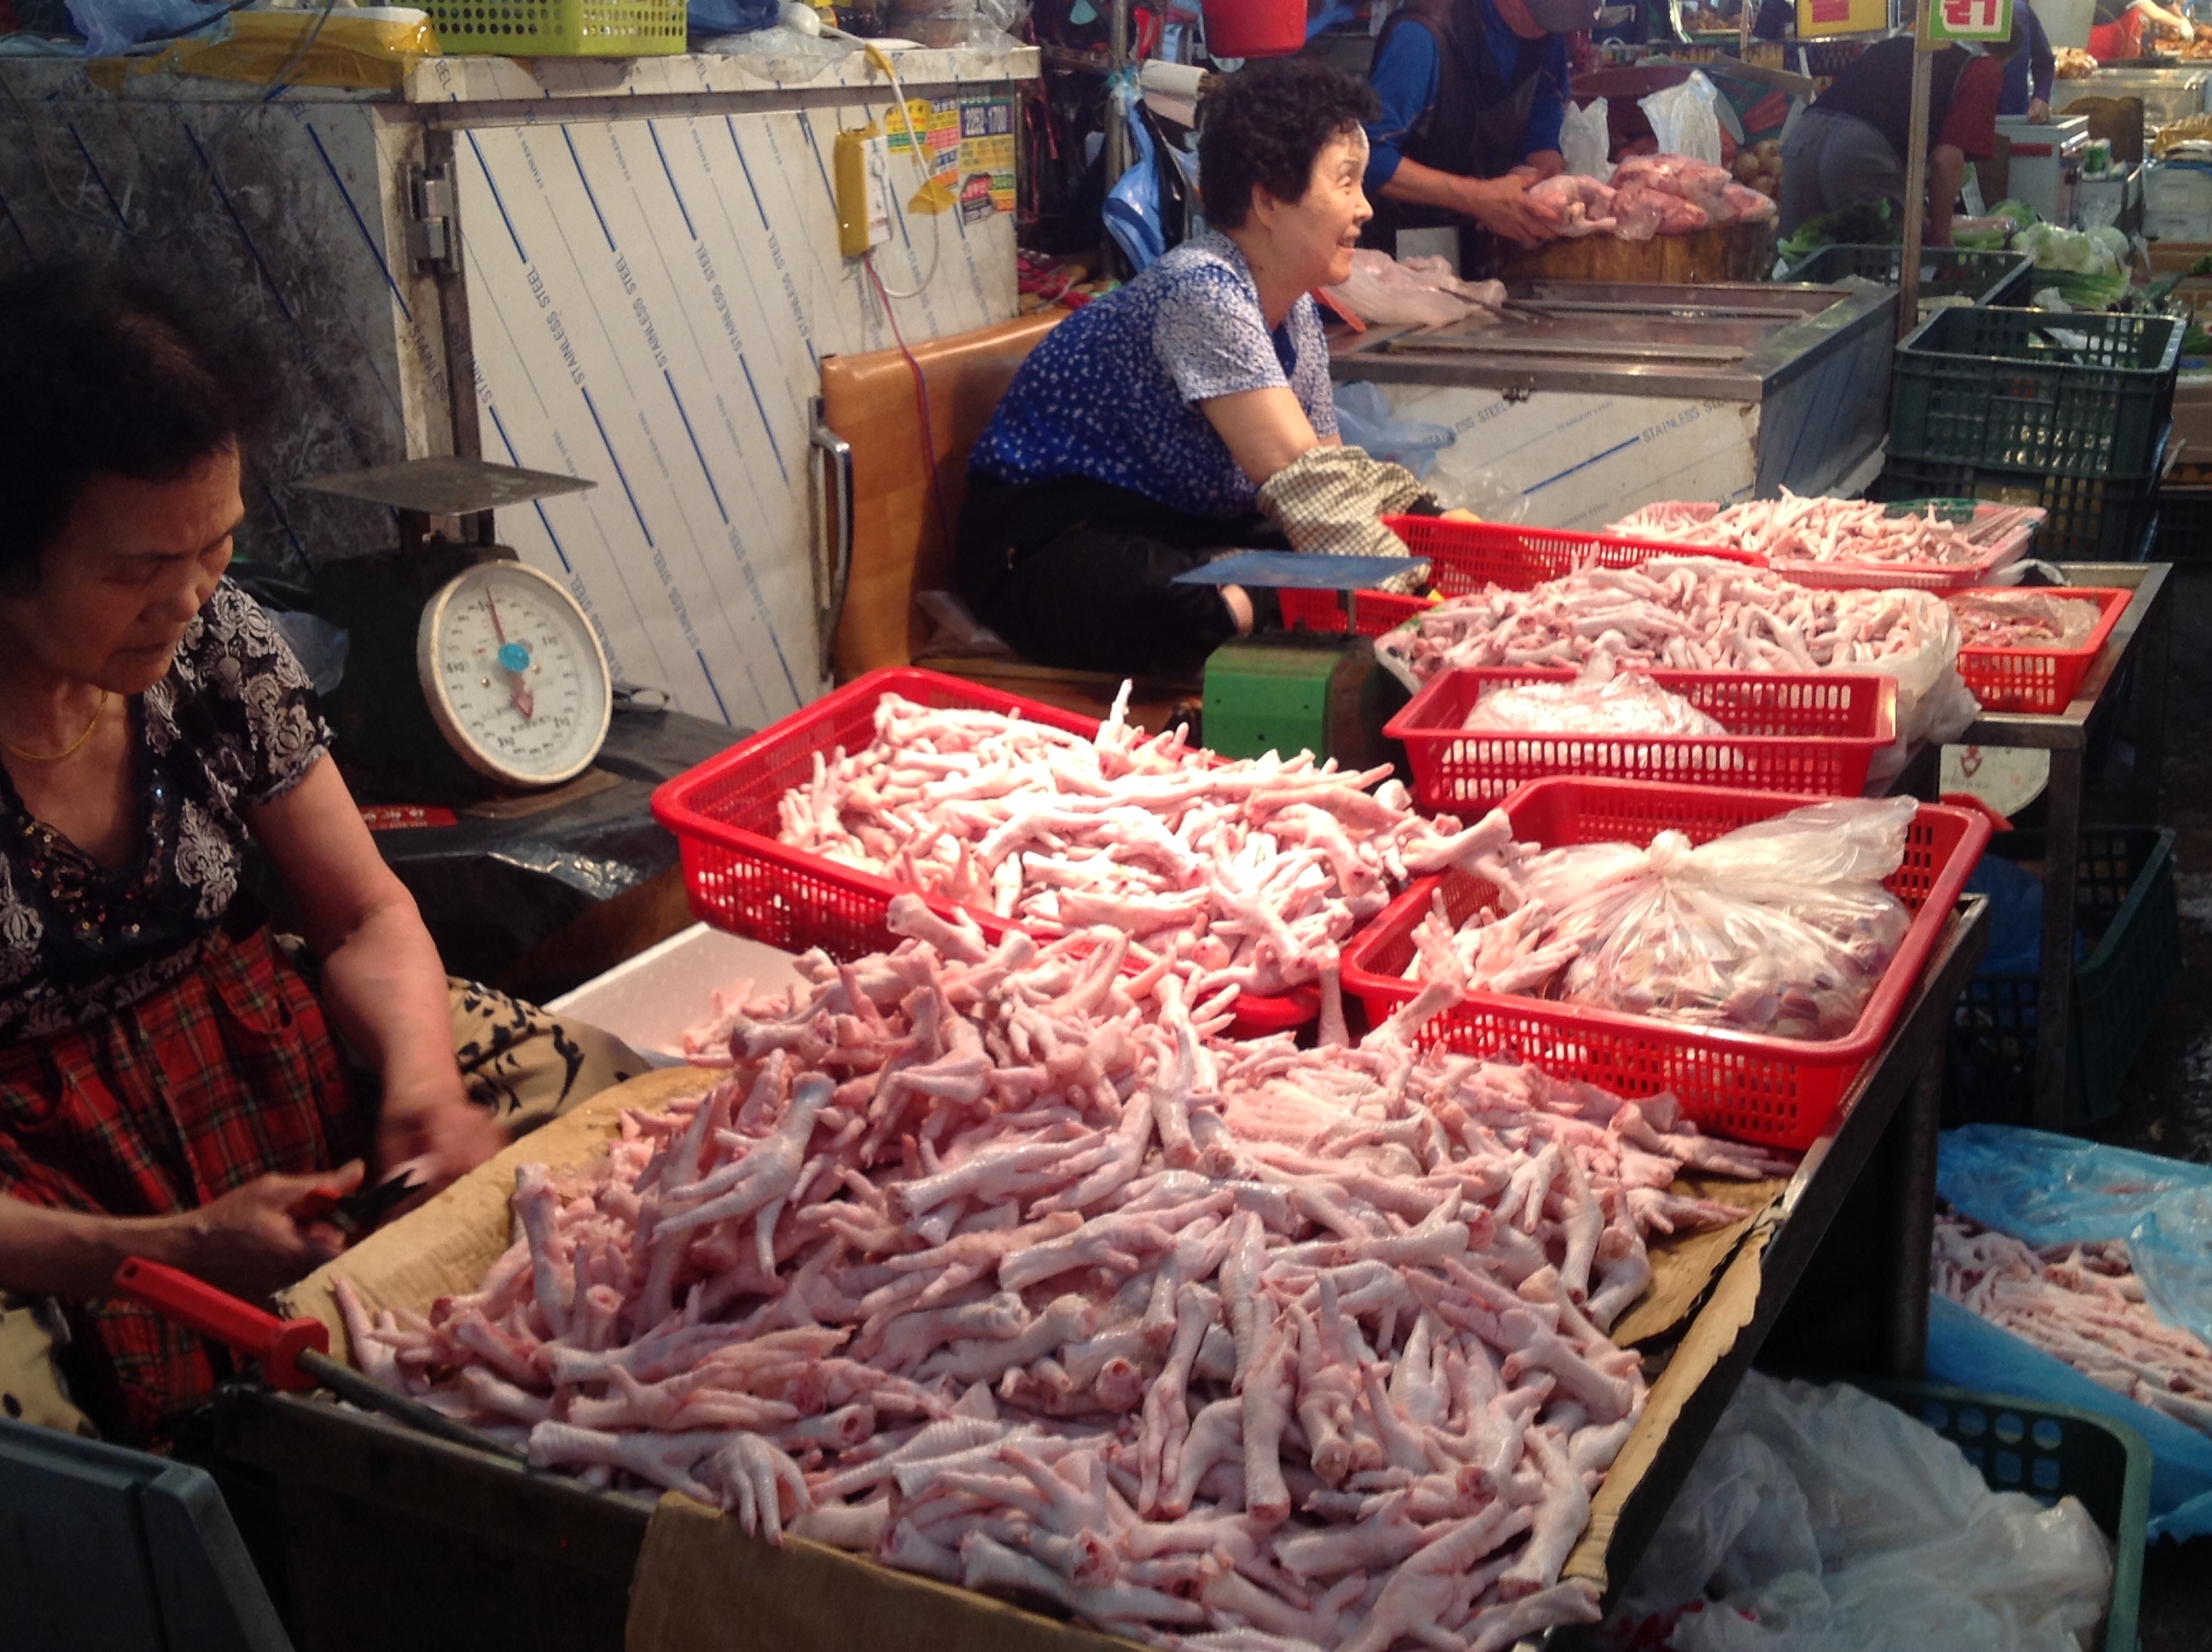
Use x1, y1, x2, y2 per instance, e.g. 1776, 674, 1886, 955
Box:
812, 311, 1200, 729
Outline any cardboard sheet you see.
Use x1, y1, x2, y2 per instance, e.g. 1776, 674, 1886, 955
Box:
281, 1067, 1790, 1648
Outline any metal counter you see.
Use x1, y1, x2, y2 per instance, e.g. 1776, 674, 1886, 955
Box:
1329, 281, 1896, 529
2054, 67, 2212, 125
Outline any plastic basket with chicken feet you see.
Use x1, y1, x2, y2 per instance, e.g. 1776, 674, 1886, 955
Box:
1385, 666, 1897, 814
650, 667, 1320, 1039
1339, 777, 1991, 1150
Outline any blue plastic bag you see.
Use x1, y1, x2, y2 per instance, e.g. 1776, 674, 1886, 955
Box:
1938, 1126, 2212, 1349
1926, 1294, 2212, 1541
1963, 853, 2085, 977
1331, 381, 1456, 480
1103, 91, 1167, 273
687, 0, 779, 38
64, 0, 230, 55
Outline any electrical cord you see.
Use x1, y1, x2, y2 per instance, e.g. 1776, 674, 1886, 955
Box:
862, 253, 958, 571
848, 33, 944, 299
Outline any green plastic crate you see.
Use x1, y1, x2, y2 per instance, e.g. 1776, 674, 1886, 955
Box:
1878, 434, 2167, 564
1846, 1378, 2151, 1652
1780, 243, 2035, 307
1947, 828, 2180, 1129
1892, 307, 2182, 480
421, 0, 685, 55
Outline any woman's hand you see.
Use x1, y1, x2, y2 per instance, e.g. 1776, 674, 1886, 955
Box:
2028, 96, 2052, 123
1454, 173, 1553, 245
377, 1080, 504, 1190
156, 1161, 365, 1301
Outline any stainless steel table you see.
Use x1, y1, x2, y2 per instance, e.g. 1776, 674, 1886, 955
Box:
1953, 562, 2174, 1132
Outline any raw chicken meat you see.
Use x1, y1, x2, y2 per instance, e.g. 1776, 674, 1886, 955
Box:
1400, 798, 1918, 1041
1610, 154, 1734, 222
1610, 492, 2043, 570
1720, 182, 1776, 224
1527, 174, 1619, 238
1947, 590, 2102, 651
772, 687, 1511, 1003
1935, 1213, 2212, 1438
1461, 671, 1727, 738
337, 904, 1791, 1651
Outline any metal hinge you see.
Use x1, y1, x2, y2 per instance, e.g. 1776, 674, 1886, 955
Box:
407, 163, 457, 276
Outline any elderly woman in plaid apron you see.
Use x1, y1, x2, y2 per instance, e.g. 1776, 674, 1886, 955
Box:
0, 266, 637, 1444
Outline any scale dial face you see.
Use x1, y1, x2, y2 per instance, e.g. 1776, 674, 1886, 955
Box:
416, 561, 612, 788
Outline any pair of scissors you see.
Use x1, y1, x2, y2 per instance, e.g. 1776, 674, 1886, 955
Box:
294, 1171, 426, 1238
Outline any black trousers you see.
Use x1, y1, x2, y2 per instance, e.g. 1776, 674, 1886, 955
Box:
952, 474, 1284, 678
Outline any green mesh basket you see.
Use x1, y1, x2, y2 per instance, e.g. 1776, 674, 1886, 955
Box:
422, 0, 685, 55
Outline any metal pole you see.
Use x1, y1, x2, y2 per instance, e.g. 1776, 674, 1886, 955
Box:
1897, 4, 1935, 340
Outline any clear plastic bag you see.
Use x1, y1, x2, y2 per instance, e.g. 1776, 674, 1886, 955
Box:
1638, 73, 1725, 167
1487, 797, 1919, 1040
1321, 250, 1506, 327
1612, 1371, 2114, 1652
1331, 381, 1457, 480
1560, 95, 1612, 182
1462, 669, 1726, 736
1948, 590, 2103, 650
1527, 174, 1620, 237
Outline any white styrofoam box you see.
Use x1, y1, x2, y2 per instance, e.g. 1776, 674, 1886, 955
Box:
2148, 162, 2212, 242
548, 922, 810, 1064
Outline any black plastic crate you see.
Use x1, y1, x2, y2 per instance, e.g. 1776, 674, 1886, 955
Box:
1780, 243, 2035, 306
1947, 827, 2180, 1128
1892, 307, 2181, 480
2154, 486, 2212, 560
1878, 442, 2164, 563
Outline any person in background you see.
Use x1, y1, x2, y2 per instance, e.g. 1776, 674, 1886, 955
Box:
956, 61, 1443, 678
2087, 0, 2192, 60
2000, 0, 2057, 119
1753, 0, 1793, 40
1360, 0, 1604, 264
1778, 19, 2024, 247
0, 267, 638, 1444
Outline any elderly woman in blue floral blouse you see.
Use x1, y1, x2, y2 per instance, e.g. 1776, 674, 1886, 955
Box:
955, 58, 1441, 678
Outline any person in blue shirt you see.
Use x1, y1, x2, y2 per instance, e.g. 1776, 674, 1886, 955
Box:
956, 61, 1441, 677
1361, 0, 1603, 264
2000, 0, 2056, 119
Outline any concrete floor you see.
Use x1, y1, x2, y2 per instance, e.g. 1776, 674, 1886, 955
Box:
2046, 564, 2209, 1651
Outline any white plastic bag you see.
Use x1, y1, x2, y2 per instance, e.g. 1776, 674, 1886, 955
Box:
1561, 96, 1612, 182
1614, 1372, 2114, 1652
1640, 72, 1725, 168
1463, 669, 1726, 736
1422, 444, 1528, 521
1321, 250, 1504, 327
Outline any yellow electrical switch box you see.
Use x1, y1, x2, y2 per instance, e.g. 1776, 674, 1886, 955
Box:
835, 123, 893, 259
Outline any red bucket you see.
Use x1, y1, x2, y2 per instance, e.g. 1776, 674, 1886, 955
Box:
1202, 0, 1306, 56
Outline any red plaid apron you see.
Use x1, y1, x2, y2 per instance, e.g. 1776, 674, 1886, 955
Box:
0, 920, 367, 1443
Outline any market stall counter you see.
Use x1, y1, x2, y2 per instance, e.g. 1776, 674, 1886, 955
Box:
1327, 280, 1895, 531
173, 899, 1990, 1652
1951, 561, 2174, 1134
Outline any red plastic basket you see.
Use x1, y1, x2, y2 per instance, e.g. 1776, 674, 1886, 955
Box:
1384, 668, 1897, 814
652, 667, 1318, 1038
1278, 587, 1432, 637
1338, 778, 1991, 1151
1381, 515, 1766, 600
1603, 499, 2043, 592
1946, 587, 2132, 714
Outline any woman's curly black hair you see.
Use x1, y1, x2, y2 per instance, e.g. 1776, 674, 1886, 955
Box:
0, 264, 271, 586
1197, 60, 1380, 230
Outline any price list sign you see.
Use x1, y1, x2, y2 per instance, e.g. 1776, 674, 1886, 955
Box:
1930, 0, 2013, 39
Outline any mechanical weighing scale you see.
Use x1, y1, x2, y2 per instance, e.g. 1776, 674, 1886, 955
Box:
1174, 551, 1427, 765
299, 457, 613, 805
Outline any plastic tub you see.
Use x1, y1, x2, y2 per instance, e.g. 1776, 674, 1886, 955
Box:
1338, 777, 1991, 1150
1381, 515, 1765, 599
1384, 666, 1896, 814
1846, 1378, 2149, 1652
1947, 586, 2133, 715
653, 666, 1320, 1038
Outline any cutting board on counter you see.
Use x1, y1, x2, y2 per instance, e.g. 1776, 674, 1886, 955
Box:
1501, 218, 1778, 285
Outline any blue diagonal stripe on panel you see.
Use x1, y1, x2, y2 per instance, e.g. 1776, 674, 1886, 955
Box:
694, 650, 731, 721
486, 404, 573, 574
579, 385, 654, 547
464, 131, 529, 263
736, 355, 788, 484
562, 126, 619, 253
665, 369, 728, 524
1525, 436, 1640, 495
646, 122, 696, 241
64, 124, 129, 228
725, 118, 773, 231
0, 177, 36, 258
302, 120, 410, 321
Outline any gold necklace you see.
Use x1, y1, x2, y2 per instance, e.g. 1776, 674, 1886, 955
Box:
0, 691, 110, 764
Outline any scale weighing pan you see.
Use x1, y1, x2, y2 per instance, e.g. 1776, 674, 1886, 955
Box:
1173, 551, 1429, 590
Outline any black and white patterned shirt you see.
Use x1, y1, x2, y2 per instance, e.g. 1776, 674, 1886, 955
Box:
969, 231, 1340, 519
0, 579, 332, 1041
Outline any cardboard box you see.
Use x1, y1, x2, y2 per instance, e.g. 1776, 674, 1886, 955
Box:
283, 1071, 1785, 1652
